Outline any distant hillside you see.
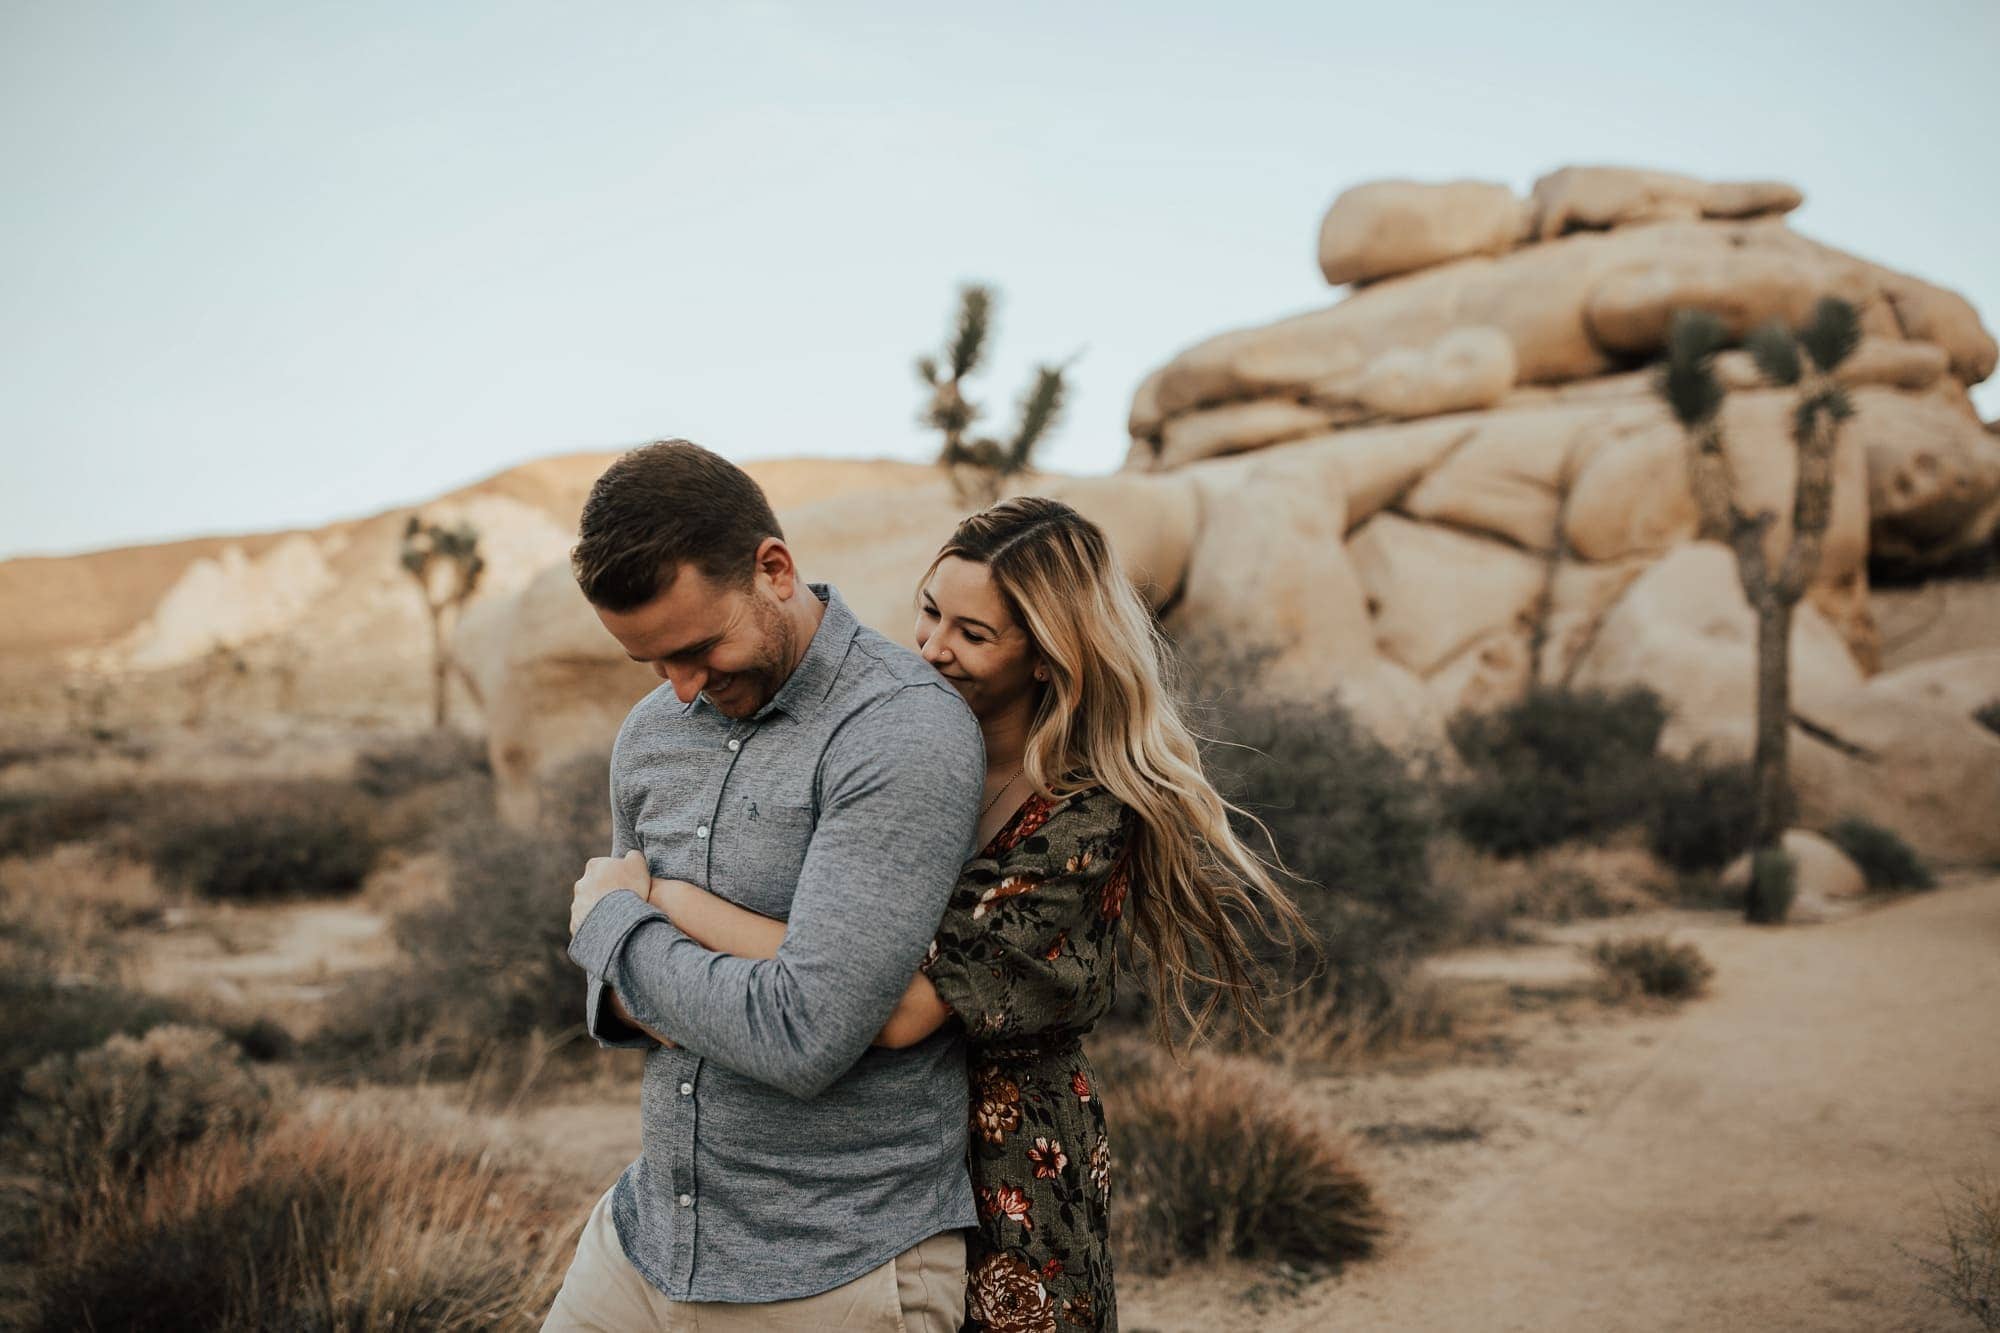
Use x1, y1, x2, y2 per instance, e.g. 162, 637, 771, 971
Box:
0, 452, 938, 729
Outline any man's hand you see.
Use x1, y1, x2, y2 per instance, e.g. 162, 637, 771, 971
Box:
572, 849, 651, 938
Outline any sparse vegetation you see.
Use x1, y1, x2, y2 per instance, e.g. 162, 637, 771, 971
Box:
1205, 696, 1451, 1024
1647, 749, 1760, 873
0, 889, 191, 1131
916, 283, 1072, 505
20, 1107, 572, 1333
1745, 845, 1797, 924
10, 1025, 274, 1212
1444, 685, 1670, 856
353, 730, 491, 800
312, 752, 609, 1077
0, 783, 146, 861
1977, 699, 2000, 739
1908, 1169, 2000, 1330
1656, 296, 1861, 920
1093, 1038, 1383, 1275
1589, 934, 1715, 1001
1824, 816, 1936, 891
399, 516, 487, 731
146, 779, 382, 902
1433, 836, 1668, 936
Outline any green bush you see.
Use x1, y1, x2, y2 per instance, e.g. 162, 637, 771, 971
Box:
1444, 686, 1670, 856
1824, 816, 1935, 891
352, 730, 490, 800
1746, 846, 1798, 924
144, 780, 381, 902
1094, 1038, 1382, 1274
12, 1025, 272, 1207
1203, 697, 1448, 1017
1647, 751, 1760, 873
1590, 934, 1716, 1000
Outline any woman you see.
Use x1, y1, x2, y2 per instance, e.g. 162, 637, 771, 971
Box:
636, 497, 1306, 1332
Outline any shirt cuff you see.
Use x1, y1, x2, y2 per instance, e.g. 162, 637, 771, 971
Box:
585, 974, 657, 1049
570, 889, 691, 1048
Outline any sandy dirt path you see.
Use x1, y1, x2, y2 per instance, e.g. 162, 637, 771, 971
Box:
1271, 873, 2000, 1332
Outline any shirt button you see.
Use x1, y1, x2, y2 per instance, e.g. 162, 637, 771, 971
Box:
679, 1081, 693, 1096
726, 738, 741, 752
696, 825, 709, 839
678, 1193, 694, 1208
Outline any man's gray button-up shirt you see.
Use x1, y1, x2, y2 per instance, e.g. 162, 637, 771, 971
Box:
567, 582, 985, 1304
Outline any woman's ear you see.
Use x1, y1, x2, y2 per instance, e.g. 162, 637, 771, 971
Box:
1032, 661, 1050, 683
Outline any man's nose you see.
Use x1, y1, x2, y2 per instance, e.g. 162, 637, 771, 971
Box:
660, 662, 705, 701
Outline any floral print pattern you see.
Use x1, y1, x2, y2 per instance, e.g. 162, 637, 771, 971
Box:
923, 787, 1134, 1332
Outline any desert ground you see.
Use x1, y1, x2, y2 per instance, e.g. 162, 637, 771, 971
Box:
85, 786, 1995, 1332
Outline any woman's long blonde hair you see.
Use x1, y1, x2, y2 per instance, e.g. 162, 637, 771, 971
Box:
921, 496, 1309, 1043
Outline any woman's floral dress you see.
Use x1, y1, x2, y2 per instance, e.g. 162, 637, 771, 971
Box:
921, 785, 1135, 1333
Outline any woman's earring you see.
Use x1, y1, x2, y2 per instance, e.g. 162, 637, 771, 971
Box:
1034, 666, 1048, 682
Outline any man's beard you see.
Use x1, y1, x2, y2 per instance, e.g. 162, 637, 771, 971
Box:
707, 597, 795, 717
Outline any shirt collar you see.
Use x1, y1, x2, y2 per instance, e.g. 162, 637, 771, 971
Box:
690, 582, 855, 721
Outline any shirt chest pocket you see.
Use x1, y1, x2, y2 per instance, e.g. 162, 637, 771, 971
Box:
709, 795, 816, 918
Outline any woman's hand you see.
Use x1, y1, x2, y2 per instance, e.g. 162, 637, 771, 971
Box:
571, 849, 651, 937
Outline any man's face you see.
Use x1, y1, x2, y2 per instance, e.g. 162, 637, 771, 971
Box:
596, 560, 795, 719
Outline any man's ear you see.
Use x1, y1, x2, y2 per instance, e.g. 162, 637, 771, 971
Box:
754, 537, 798, 599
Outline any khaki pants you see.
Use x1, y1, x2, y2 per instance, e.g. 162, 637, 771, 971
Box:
541, 1185, 966, 1332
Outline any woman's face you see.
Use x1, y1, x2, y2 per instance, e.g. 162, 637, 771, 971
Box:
915, 556, 1042, 720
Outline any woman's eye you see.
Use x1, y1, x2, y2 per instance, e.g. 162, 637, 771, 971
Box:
963, 633, 987, 645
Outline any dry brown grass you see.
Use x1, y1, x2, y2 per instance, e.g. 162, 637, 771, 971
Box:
1431, 833, 1670, 938
1907, 1167, 2000, 1330
23, 1101, 576, 1331
1224, 969, 1466, 1072
0, 845, 172, 982
1091, 1037, 1385, 1276
1588, 934, 1716, 1003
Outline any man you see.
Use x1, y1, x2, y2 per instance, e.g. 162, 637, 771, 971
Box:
543, 440, 984, 1331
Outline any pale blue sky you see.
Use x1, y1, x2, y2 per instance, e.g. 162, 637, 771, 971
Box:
4, 0, 1995, 559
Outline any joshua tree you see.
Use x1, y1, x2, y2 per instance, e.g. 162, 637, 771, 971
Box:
1655, 297, 1860, 923
916, 283, 1071, 506
399, 515, 485, 729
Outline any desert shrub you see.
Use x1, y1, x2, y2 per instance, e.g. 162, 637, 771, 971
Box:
0, 940, 189, 1132
1647, 750, 1760, 872
1978, 699, 2000, 739
352, 730, 490, 800
0, 783, 146, 861
1444, 685, 1671, 856
224, 1015, 295, 1064
1823, 816, 1935, 891
23, 1109, 571, 1333
1590, 934, 1715, 1001
1201, 697, 1448, 1022
11, 1025, 272, 1208
143, 779, 382, 902
1745, 846, 1798, 924
1434, 837, 1669, 935
1092, 1038, 1383, 1274
313, 752, 611, 1074
1908, 1169, 2000, 1330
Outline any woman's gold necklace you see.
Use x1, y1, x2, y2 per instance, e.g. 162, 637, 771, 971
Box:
981, 765, 1026, 820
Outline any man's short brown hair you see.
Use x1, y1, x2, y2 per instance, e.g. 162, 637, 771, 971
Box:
571, 440, 785, 612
